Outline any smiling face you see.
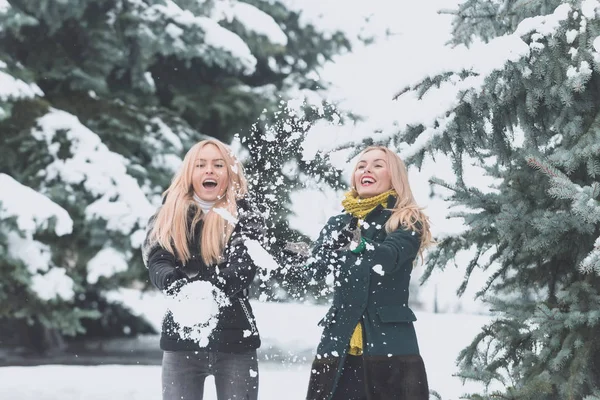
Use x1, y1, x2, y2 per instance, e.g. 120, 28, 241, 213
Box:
353, 149, 392, 199
192, 144, 229, 202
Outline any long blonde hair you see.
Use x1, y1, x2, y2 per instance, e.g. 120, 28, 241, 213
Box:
350, 146, 433, 258
149, 139, 248, 265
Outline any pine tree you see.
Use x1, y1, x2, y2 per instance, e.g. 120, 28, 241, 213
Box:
444, 0, 563, 46
0, 0, 351, 349
382, 0, 600, 398
0, 174, 98, 352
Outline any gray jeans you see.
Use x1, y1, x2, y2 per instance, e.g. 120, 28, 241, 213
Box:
162, 350, 259, 400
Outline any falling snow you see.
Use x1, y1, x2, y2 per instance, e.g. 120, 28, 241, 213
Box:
372, 264, 384, 276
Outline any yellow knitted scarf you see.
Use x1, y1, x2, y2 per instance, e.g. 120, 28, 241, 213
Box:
341, 189, 396, 355
341, 189, 396, 220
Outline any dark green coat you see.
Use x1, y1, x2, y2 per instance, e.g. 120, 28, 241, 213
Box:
306, 197, 429, 400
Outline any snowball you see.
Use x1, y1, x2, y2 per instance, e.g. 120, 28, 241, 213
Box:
166, 280, 230, 345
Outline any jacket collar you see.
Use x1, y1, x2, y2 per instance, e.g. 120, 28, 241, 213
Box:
386, 194, 397, 209
363, 194, 396, 221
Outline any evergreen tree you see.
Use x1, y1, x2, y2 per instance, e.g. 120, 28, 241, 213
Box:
445, 0, 563, 46
380, 0, 600, 398
0, 174, 98, 352
0, 0, 351, 349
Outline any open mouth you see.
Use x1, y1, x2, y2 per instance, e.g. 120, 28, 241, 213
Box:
361, 176, 375, 186
202, 179, 218, 189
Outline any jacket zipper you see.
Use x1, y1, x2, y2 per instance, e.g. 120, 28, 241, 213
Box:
238, 298, 257, 333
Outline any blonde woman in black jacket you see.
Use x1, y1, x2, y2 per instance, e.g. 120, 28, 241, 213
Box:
142, 139, 264, 400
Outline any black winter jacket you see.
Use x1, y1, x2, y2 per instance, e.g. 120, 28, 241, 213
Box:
142, 198, 265, 353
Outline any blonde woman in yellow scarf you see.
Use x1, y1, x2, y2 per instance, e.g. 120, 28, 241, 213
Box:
304, 146, 433, 400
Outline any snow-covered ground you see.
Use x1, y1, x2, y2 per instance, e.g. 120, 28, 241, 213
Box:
0, 299, 491, 400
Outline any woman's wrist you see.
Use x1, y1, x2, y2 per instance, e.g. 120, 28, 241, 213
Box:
350, 237, 366, 254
